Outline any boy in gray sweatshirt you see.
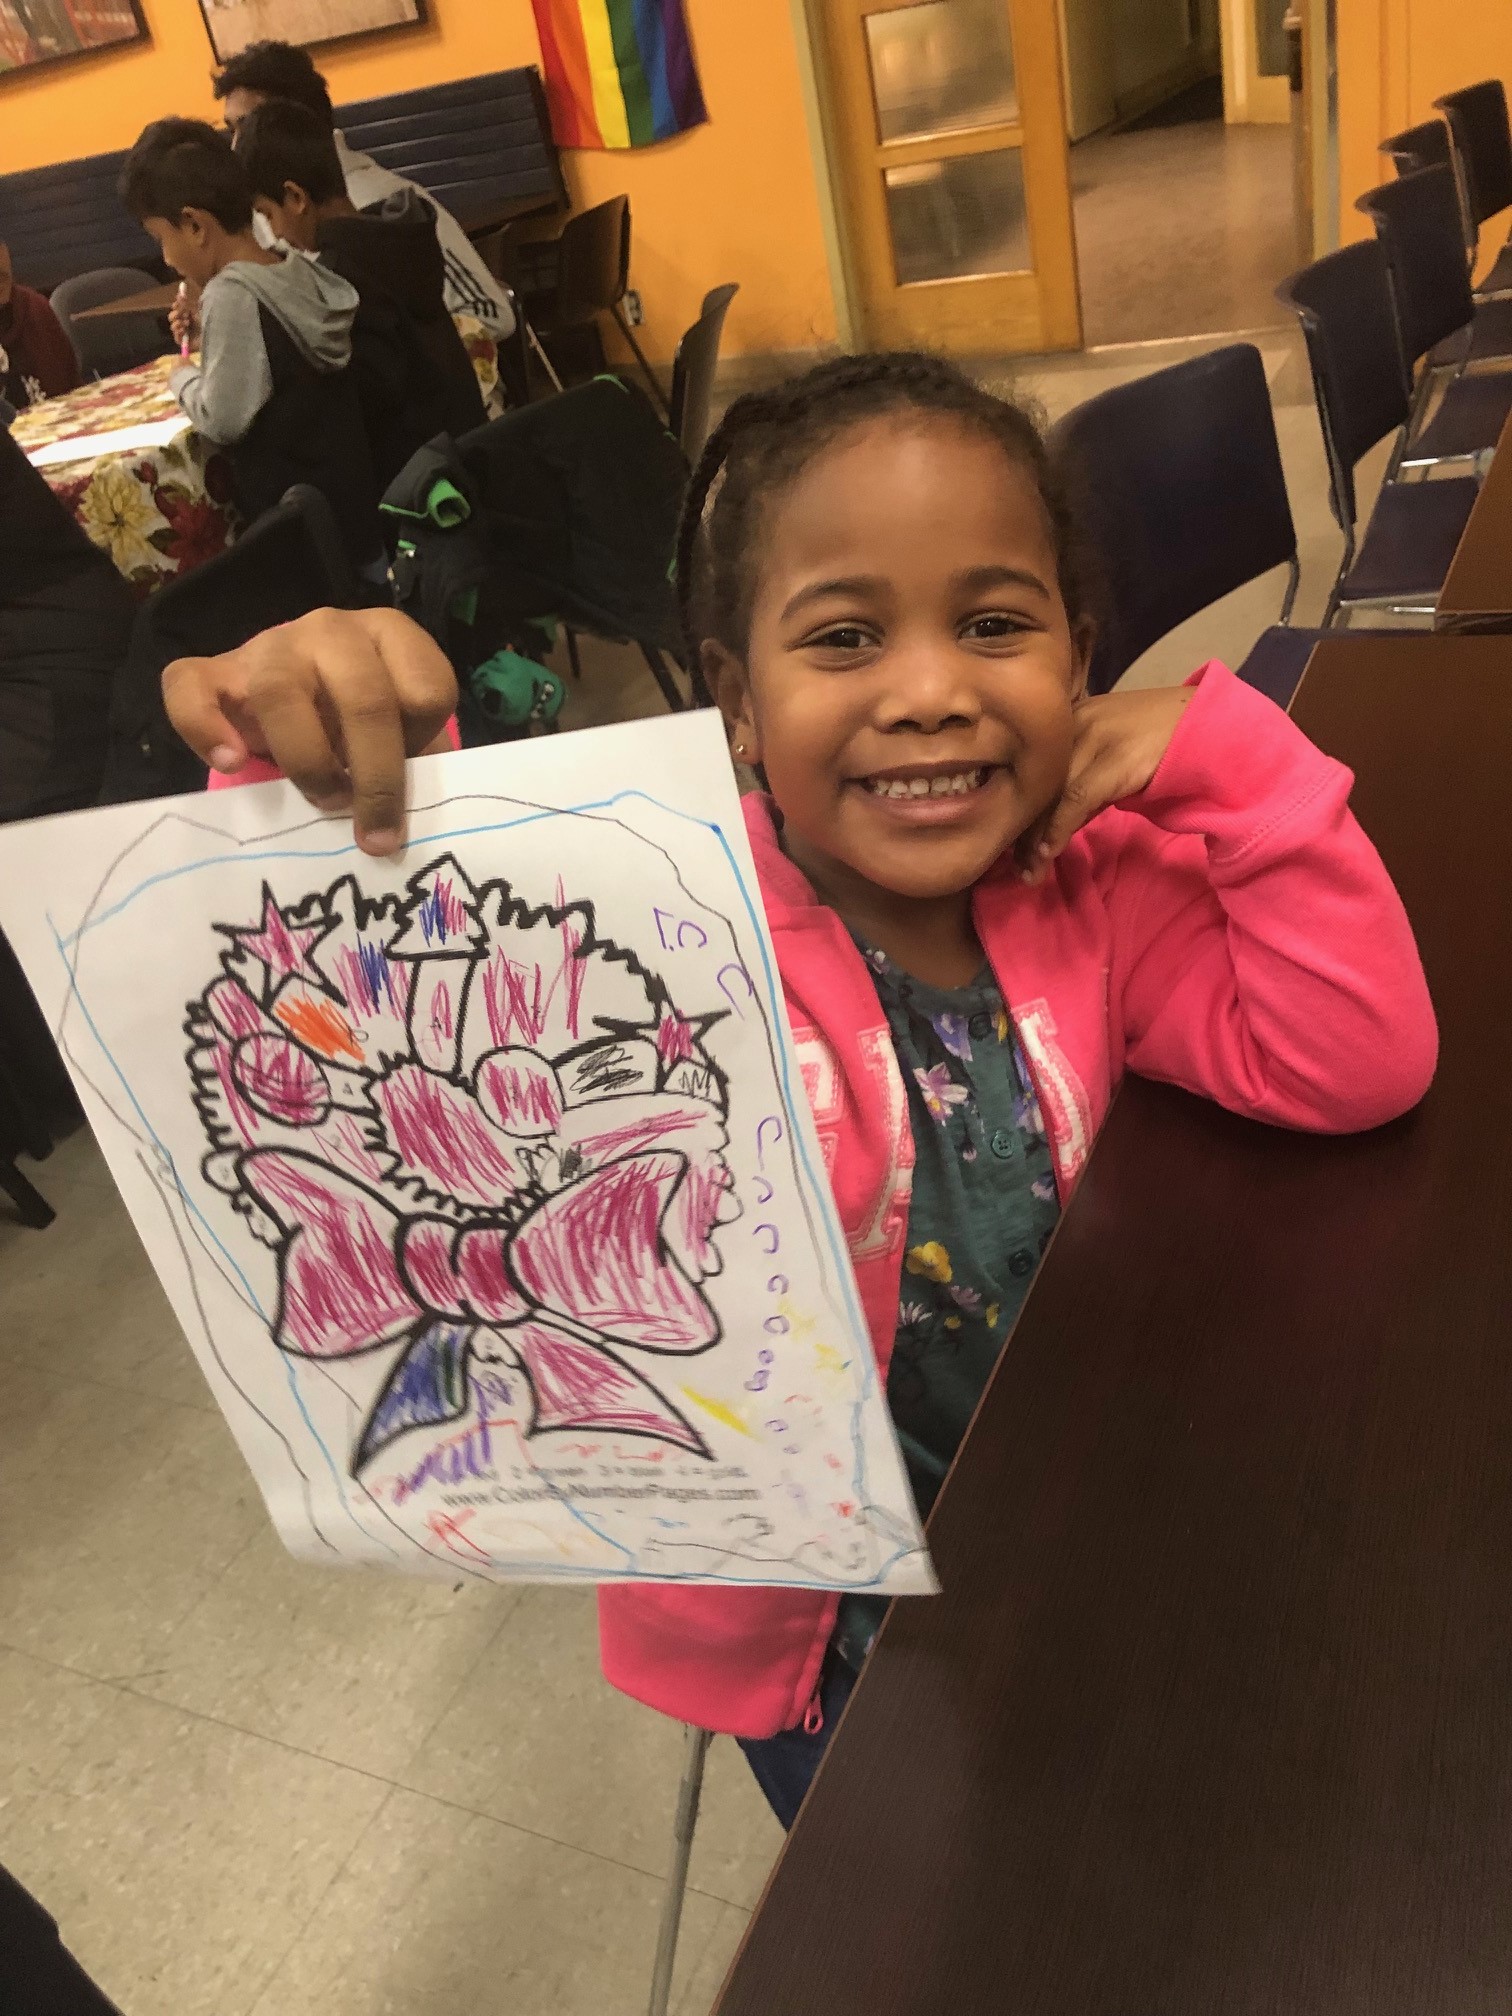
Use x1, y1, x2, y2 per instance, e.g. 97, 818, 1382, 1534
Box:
119, 118, 378, 561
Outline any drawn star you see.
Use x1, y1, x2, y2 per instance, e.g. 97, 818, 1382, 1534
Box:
598, 1006, 727, 1060
220, 886, 330, 1003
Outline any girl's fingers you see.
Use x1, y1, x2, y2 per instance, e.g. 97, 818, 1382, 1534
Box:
366, 608, 459, 756
160, 657, 251, 773
313, 623, 413, 853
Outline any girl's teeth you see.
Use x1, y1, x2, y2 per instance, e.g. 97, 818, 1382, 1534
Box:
869, 769, 983, 800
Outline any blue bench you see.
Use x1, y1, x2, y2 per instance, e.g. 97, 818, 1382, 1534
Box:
0, 65, 565, 295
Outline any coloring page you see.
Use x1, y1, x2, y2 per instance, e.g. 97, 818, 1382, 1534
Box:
0, 713, 934, 1595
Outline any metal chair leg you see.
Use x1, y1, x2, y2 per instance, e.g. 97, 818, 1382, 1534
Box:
648, 1725, 713, 2016
612, 306, 671, 418
524, 316, 565, 394
640, 643, 688, 712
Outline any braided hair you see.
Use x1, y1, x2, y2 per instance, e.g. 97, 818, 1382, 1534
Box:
673, 350, 1090, 672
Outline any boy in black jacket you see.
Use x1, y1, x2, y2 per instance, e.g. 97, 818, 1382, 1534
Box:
234, 99, 487, 489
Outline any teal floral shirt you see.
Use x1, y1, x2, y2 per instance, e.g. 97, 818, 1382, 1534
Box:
835, 944, 1061, 1669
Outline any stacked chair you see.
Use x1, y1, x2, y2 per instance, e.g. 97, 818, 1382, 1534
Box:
1053, 343, 1321, 705
1381, 81, 1512, 302
1275, 240, 1482, 625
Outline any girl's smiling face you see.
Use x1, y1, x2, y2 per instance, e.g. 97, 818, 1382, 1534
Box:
708, 414, 1092, 916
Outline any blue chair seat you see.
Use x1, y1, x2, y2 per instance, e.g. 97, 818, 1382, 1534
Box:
1428, 294, 1512, 367
1234, 626, 1326, 707
1409, 371, 1512, 460
1338, 474, 1479, 605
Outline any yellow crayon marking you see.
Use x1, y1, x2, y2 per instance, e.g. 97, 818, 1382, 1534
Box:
680, 1388, 755, 1437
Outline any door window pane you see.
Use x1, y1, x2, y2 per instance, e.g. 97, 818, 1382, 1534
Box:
864, 0, 1019, 145
883, 148, 1030, 284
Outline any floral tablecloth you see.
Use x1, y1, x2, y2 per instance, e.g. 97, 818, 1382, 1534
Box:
13, 318, 503, 596
12, 355, 237, 597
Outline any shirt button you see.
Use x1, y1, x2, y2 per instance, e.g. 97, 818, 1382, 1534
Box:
968, 1011, 991, 1041
989, 1128, 1015, 1159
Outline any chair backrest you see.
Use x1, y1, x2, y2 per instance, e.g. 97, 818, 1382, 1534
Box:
1379, 118, 1474, 253
552, 197, 632, 327
335, 67, 568, 229
1380, 118, 1453, 177
103, 486, 362, 803
49, 269, 172, 379
0, 150, 159, 295
1435, 80, 1512, 228
669, 283, 739, 461
1051, 344, 1297, 695
1275, 240, 1410, 533
1356, 166, 1475, 367
455, 373, 688, 654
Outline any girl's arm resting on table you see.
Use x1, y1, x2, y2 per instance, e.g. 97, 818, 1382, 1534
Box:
1104, 665, 1438, 1133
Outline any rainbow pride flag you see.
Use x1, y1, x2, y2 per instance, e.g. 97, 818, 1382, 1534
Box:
531, 0, 707, 150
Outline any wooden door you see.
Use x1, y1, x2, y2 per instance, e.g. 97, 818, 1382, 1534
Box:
817, 0, 1082, 353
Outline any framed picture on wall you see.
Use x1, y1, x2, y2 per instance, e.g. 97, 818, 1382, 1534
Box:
195, 0, 427, 64
0, 0, 147, 78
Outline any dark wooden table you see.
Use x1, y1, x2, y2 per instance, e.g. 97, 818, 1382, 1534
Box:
72, 280, 176, 321
1436, 410, 1512, 631
716, 633, 1512, 2016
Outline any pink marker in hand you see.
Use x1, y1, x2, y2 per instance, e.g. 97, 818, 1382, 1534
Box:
176, 283, 191, 358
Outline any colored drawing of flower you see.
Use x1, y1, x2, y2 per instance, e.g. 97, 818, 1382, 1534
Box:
905, 1241, 952, 1285
77, 461, 169, 577
187, 859, 740, 1472
914, 1062, 969, 1125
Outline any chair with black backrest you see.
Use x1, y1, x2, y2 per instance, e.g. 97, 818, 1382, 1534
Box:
1356, 169, 1512, 440
383, 375, 699, 724
1434, 81, 1512, 299
528, 196, 667, 415
1054, 344, 1327, 708
1370, 147, 1512, 368
100, 485, 365, 805
1276, 241, 1481, 626
669, 284, 738, 462
50, 269, 173, 381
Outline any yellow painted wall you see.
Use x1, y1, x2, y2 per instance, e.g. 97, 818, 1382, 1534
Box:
1338, 0, 1512, 249
0, 0, 839, 362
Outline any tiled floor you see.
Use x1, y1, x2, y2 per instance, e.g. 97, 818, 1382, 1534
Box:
1071, 83, 1302, 347
0, 331, 1391, 2014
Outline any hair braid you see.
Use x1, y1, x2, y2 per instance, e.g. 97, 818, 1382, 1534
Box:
673, 350, 1090, 680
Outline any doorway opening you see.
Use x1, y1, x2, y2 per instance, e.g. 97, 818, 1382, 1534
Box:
1061, 0, 1301, 345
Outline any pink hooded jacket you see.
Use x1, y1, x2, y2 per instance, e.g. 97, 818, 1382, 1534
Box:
597, 663, 1438, 1737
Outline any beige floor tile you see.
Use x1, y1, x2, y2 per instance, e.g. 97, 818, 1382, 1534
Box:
673, 1901, 751, 2016
2, 1688, 389, 2016
0, 1154, 214, 1414
244, 1786, 728, 2016
132, 1525, 521, 1778
0, 1646, 115, 1801
0, 1360, 263, 1677
398, 1587, 783, 1906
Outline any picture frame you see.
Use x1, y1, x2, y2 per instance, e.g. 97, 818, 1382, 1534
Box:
194, 0, 428, 65
0, 0, 148, 80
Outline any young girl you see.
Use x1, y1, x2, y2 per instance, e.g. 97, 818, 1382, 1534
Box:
167, 353, 1437, 1830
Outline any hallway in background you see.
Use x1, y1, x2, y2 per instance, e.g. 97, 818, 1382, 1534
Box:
1071, 77, 1300, 345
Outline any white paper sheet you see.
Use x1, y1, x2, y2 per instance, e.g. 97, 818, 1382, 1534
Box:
0, 714, 934, 1595
26, 413, 191, 469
